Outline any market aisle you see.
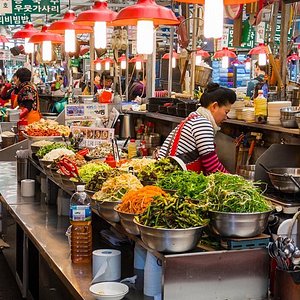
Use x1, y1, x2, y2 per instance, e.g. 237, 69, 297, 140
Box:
0, 251, 23, 300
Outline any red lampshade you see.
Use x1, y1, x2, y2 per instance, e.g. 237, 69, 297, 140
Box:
248, 43, 267, 55
231, 58, 243, 65
112, 0, 179, 26
12, 23, 38, 39
48, 11, 92, 34
101, 57, 114, 64
94, 57, 103, 64
75, 1, 117, 26
287, 53, 300, 62
196, 48, 210, 58
213, 47, 236, 59
162, 50, 180, 59
0, 35, 9, 43
29, 25, 64, 44
129, 55, 146, 63
118, 54, 127, 62
176, 0, 258, 4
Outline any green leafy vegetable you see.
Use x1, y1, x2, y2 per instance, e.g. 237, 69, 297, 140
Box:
201, 172, 271, 213
36, 142, 74, 158
78, 162, 111, 184
137, 194, 209, 229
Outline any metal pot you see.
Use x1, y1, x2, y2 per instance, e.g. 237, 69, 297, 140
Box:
238, 165, 255, 181
267, 168, 300, 194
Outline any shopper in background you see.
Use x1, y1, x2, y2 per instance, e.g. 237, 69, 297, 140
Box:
99, 71, 113, 90
14, 67, 41, 124
1, 75, 18, 108
246, 62, 268, 99
159, 82, 236, 174
128, 71, 146, 101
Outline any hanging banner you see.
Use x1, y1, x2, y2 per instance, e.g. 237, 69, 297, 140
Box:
0, 0, 13, 14
12, 0, 60, 14
0, 14, 30, 25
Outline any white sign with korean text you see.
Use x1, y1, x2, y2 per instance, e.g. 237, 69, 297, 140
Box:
65, 103, 109, 120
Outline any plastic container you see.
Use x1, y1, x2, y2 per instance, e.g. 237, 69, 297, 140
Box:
70, 185, 92, 264
254, 90, 267, 124
128, 139, 137, 159
104, 154, 116, 168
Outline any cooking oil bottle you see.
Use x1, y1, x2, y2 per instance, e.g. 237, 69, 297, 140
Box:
254, 90, 267, 124
70, 185, 92, 264
128, 139, 137, 159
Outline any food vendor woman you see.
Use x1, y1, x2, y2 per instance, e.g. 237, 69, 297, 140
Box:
159, 82, 236, 174
14, 68, 41, 124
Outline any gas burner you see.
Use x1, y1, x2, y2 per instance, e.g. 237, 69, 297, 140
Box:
264, 188, 300, 214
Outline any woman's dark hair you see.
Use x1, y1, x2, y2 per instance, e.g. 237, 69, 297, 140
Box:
254, 61, 268, 74
200, 82, 236, 108
14, 68, 31, 83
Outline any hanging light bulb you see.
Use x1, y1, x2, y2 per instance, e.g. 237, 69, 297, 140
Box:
136, 60, 142, 70
65, 29, 76, 53
94, 21, 107, 49
42, 41, 52, 61
258, 53, 267, 66
96, 62, 101, 71
137, 20, 153, 54
204, 0, 223, 38
222, 56, 229, 69
195, 55, 202, 66
172, 57, 176, 68
121, 60, 126, 70
24, 37, 34, 54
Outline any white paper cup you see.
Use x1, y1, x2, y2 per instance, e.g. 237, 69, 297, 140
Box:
21, 179, 35, 197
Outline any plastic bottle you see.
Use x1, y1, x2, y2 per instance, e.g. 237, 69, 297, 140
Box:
70, 185, 92, 264
128, 139, 137, 159
140, 140, 148, 157
254, 90, 267, 124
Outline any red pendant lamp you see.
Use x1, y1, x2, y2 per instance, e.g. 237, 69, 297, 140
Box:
213, 47, 236, 69
75, 1, 117, 49
29, 25, 63, 62
101, 57, 114, 71
248, 43, 267, 66
118, 54, 127, 70
29, 25, 63, 44
113, 0, 179, 54
287, 53, 300, 62
129, 55, 146, 70
48, 11, 92, 53
162, 50, 179, 69
195, 48, 210, 65
0, 35, 9, 43
94, 57, 103, 71
13, 23, 38, 54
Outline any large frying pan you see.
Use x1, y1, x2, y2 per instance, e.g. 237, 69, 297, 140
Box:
260, 164, 300, 194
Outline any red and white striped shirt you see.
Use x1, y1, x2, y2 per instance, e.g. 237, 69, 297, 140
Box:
158, 112, 228, 174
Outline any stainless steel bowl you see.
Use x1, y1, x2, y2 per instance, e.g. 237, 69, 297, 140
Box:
97, 200, 121, 223
134, 219, 205, 253
209, 210, 272, 238
267, 168, 300, 193
295, 113, 300, 129
280, 106, 300, 128
114, 206, 140, 235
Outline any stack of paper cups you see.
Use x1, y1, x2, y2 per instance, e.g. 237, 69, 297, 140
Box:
92, 249, 121, 283
134, 244, 147, 270
21, 179, 35, 197
144, 251, 162, 297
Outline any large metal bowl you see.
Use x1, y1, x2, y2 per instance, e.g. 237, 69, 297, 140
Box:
267, 168, 300, 193
97, 200, 121, 223
209, 210, 272, 238
280, 106, 300, 128
134, 219, 205, 253
114, 206, 140, 235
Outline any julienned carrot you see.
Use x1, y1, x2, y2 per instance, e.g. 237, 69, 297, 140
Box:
118, 186, 167, 214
